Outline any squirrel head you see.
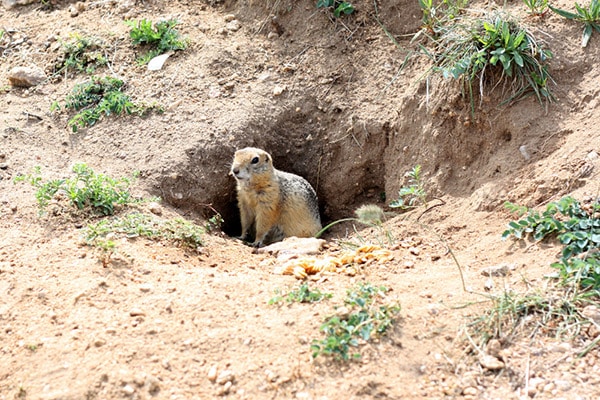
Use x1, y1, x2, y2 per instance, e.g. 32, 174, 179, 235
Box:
231, 147, 274, 182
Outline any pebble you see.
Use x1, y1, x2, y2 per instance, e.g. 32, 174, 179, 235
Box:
129, 308, 145, 317
409, 247, 420, 256
8, 66, 47, 87
148, 202, 162, 216
139, 284, 153, 293
207, 365, 218, 382
479, 354, 505, 370
122, 384, 135, 395
588, 151, 598, 161
226, 20, 241, 32
486, 339, 502, 358
224, 14, 236, 22
218, 381, 232, 395
463, 386, 477, 396
272, 85, 285, 96
216, 370, 234, 385
582, 305, 600, 323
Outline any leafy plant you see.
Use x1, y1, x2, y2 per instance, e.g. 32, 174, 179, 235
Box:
269, 283, 332, 305
549, 0, 600, 47
431, 11, 554, 112
125, 18, 189, 65
14, 164, 139, 216
316, 0, 355, 17
523, 0, 549, 17
51, 76, 160, 132
53, 33, 107, 76
390, 165, 427, 210
311, 283, 400, 360
85, 212, 205, 250
503, 196, 600, 289
418, 0, 467, 35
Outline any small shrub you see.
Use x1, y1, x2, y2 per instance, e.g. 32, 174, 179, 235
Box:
85, 211, 205, 249
311, 283, 400, 360
523, 0, 549, 17
316, 0, 355, 17
549, 0, 600, 47
269, 283, 332, 305
125, 18, 189, 65
430, 11, 554, 111
51, 76, 161, 132
389, 165, 427, 210
14, 164, 139, 216
53, 33, 107, 76
503, 196, 600, 290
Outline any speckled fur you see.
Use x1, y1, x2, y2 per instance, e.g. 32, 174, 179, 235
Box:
230, 147, 321, 247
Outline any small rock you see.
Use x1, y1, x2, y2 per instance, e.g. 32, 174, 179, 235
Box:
0, 163, 8, 170
479, 354, 504, 370
409, 247, 420, 256
555, 380, 572, 391
208, 365, 218, 382
267, 32, 279, 40
69, 4, 79, 17
486, 339, 502, 358
139, 284, 153, 293
216, 370, 234, 385
94, 338, 106, 347
258, 236, 325, 257
217, 380, 232, 395
223, 14, 236, 22
129, 308, 145, 317
404, 260, 415, 269
582, 305, 600, 324
481, 264, 512, 277
8, 66, 46, 87
226, 20, 241, 32
519, 145, 531, 160
272, 85, 285, 96
587, 151, 598, 161
145, 376, 160, 395
463, 386, 477, 396
122, 384, 135, 395
148, 202, 162, 216
550, 342, 571, 353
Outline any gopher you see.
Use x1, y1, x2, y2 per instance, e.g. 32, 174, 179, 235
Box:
230, 147, 322, 247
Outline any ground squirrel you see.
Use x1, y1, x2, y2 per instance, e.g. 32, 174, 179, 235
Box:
230, 147, 322, 247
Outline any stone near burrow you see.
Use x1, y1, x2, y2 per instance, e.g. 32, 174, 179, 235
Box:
257, 236, 325, 259
8, 66, 46, 87
216, 370, 234, 385
3, 0, 36, 9
479, 354, 504, 370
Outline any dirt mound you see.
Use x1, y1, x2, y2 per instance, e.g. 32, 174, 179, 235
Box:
1, 0, 600, 399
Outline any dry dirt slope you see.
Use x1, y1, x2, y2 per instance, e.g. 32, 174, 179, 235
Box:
1, 0, 600, 399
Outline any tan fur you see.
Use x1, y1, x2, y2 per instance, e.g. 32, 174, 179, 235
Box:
230, 147, 322, 247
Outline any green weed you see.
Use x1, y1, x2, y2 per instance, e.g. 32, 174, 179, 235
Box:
316, 0, 355, 17
418, 0, 467, 35
523, 0, 549, 17
53, 33, 107, 76
85, 211, 205, 250
125, 18, 189, 65
269, 283, 332, 305
51, 76, 160, 132
550, 0, 600, 47
430, 11, 554, 112
311, 283, 400, 360
503, 196, 600, 290
389, 165, 427, 210
14, 164, 139, 216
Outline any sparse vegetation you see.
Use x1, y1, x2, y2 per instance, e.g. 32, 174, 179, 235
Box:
53, 33, 108, 76
550, 0, 600, 47
523, 0, 549, 17
125, 18, 189, 65
417, 0, 467, 35
311, 283, 400, 361
269, 283, 332, 305
50, 76, 161, 132
14, 164, 139, 216
503, 196, 600, 290
427, 11, 554, 112
316, 0, 355, 17
85, 211, 205, 250
389, 165, 427, 210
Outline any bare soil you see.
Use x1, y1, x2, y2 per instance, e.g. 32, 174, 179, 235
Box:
1, 0, 600, 399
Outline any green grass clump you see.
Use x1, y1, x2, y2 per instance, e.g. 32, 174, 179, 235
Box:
311, 283, 400, 361
430, 11, 554, 111
53, 33, 108, 76
125, 18, 189, 65
316, 0, 355, 17
85, 211, 205, 249
550, 0, 600, 47
51, 76, 160, 132
14, 164, 139, 216
523, 0, 549, 17
269, 283, 332, 305
503, 196, 600, 290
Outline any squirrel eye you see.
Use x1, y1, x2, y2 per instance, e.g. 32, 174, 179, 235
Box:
251, 156, 260, 164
